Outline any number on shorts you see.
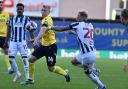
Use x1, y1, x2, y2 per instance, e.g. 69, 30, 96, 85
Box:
23, 44, 27, 51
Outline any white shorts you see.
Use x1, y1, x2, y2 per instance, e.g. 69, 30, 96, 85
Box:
75, 51, 96, 69
9, 41, 28, 58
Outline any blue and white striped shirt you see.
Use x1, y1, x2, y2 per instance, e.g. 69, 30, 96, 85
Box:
9, 15, 30, 42
69, 20, 95, 54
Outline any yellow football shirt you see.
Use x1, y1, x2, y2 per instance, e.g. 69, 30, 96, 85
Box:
0, 11, 9, 37
41, 15, 56, 46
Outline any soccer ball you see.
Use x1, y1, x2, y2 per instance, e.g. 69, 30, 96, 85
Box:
26, 21, 37, 31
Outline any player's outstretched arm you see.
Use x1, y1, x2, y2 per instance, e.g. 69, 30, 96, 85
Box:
48, 26, 70, 32
4, 25, 11, 48
36, 27, 47, 40
29, 31, 35, 42
5, 25, 11, 43
68, 30, 77, 35
34, 27, 47, 46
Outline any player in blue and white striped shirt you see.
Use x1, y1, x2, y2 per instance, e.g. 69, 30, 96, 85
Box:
5, 3, 34, 83
9, 15, 30, 42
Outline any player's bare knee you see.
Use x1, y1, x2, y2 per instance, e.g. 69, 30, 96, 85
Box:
48, 66, 54, 72
29, 55, 37, 63
71, 59, 76, 64
4, 51, 8, 55
71, 59, 80, 66
3, 49, 8, 55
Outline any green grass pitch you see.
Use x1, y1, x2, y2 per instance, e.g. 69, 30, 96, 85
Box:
0, 56, 128, 89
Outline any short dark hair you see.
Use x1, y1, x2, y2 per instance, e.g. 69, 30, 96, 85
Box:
16, 3, 24, 8
121, 9, 128, 19
78, 10, 88, 18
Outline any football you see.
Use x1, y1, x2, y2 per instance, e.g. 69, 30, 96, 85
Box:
26, 21, 37, 31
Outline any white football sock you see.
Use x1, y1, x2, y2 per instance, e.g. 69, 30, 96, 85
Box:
10, 58, 20, 75
22, 58, 29, 80
87, 71, 104, 88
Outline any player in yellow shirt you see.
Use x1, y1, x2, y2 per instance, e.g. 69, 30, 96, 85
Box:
0, 0, 11, 73
21, 5, 70, 85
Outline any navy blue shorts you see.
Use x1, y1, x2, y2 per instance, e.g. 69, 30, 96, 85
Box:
0, 36, 8, 49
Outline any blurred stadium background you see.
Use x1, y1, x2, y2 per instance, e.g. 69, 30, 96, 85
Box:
0, 0, 128, 89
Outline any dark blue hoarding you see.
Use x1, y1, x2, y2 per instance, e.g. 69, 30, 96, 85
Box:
29, 20, 128, 51
93, 23, 127, 51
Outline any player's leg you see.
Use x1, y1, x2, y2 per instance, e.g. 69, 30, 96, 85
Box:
29, 45, 45, 81
18, 42, 29, 81
83, 52, 106, 89
46, 56, 70, 82
92, 64, 101, 77
3, 47, 12, 73
123, 60, 128, 72
29, 57, 35, 81
71, 53, 84, 68
0, 37, 11, 72
20, 45, 44, 85
71, 53, 100, 76
20, 55, 37, 85
46, 44, 70, 82
9, 42, 21, 83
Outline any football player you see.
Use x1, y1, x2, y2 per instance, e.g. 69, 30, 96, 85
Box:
0, 0, 11, 73
6, 3, 34, 83
120, 9, 128, 72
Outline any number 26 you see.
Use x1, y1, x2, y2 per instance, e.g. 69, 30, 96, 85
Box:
83, 28, 93, 39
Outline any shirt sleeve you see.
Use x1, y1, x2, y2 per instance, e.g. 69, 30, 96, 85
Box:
69, 22, 79, 30
41, 17, 50, 28
26, 16, 31, 24
41, 16, 53, 28
8, 16, 13, 27
6, 13, 10, 24
42, 21, 48, 27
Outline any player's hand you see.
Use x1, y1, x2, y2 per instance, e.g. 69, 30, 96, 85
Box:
33, 39, 37, 45
47, 26, 51, 30
33, 45, 38, 50
28, 39, 35, 43
123, 61, 128, 72
26, 26, 36, 32
33, 39, 38, 49
68, 30, 77, 35
29, 28, 36, 32
3, 41, 8, 49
